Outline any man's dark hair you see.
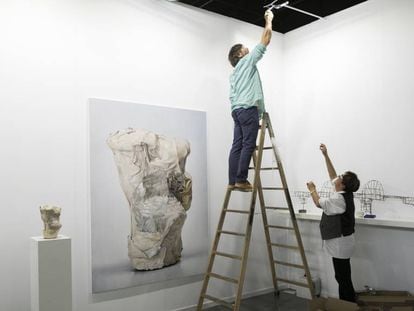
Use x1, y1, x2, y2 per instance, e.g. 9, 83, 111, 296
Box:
228, 44, 243, 67
342, 171, 360, 192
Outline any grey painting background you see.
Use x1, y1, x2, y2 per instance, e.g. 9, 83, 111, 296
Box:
89, 98, 208, 294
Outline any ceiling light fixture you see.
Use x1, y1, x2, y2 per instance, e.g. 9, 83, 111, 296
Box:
264, 1, 324, 20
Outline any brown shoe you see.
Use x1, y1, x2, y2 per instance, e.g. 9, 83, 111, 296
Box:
228, 184, 235, 190
234, 181, 253, 192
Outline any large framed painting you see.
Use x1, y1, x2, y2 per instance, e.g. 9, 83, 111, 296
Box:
89, 98, 208, 293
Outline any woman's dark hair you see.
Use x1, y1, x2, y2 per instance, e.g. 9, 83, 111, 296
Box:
342, 171, 360, 192
228, 44, 243, 67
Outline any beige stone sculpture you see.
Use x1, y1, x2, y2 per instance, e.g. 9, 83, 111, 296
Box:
40, 205, 62, 239
107, 128, 192, 270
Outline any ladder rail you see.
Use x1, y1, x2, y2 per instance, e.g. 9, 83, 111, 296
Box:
233, 112, 268, 311
197, 189, 233, 309
253, 151, 279, 293
265, 113, 316, 298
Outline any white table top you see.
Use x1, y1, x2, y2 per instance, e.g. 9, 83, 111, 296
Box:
267, 210, 414, 230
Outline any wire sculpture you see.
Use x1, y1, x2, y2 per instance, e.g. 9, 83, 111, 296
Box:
294, 190, 309, 213
319, 180, 334, 198
361, 180, 385, 201
293, 179, 414, 218
403, 197, 414, 206
355, 180, 385, 218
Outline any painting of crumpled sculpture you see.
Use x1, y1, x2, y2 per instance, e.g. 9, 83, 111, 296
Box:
89, 98, 208, 294
107, 128, 193, 270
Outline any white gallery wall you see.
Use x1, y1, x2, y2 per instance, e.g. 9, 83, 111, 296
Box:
1, 0, 414, 310
281, 0, 414, 217
278, 0, 414, 299
279, 0, 414, 297
0, 0, 283, 310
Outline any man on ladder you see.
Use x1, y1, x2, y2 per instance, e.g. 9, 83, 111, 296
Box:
227, 9, 274, 192
197, 8, 315, 310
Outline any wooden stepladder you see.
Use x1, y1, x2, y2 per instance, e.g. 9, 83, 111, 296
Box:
197, 112, 315, 311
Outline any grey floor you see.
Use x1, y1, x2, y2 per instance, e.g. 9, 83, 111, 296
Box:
205, 292, 309, 311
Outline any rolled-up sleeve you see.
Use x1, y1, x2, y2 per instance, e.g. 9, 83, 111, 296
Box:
244, 44, 266, 66
319, 192, 346, 215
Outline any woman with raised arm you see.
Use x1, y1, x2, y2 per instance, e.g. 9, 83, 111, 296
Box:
307, 143, 360, 302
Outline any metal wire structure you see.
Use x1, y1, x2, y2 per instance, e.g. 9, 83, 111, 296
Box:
293, 179, 413, 217
264, 0, 324, 20
319, 180, 334, 198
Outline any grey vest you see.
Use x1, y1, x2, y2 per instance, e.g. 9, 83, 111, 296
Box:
319, 192, 355, 240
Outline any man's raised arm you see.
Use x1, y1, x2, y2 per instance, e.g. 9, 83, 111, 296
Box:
261, 10, 274, 46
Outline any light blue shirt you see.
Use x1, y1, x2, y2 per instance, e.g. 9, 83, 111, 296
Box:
229, 44, 266, 118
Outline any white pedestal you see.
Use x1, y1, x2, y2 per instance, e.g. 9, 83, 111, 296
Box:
30, 235, 72, 311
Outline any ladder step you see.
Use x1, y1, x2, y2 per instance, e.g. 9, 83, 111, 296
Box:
248, 167, 279, 170
267, 225, 294, 230
256, 146, 273, 150
274, 260, 305, 269
277, 277, 310, 288
209, 272, 239, 284
218, 230, 246, 237
214, 251, 242, 260
265, 206, 289, 211
271, 243, 299, 250
224, 209, 250, 214
203, 294, 234, 309
262, 187, 286, 191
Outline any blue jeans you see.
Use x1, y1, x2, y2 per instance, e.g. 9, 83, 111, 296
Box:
228, 107, 259, 185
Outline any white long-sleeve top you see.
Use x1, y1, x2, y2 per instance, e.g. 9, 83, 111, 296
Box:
319, 191, 355, 259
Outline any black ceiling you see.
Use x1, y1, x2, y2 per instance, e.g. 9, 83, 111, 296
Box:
176, 0, 368, 33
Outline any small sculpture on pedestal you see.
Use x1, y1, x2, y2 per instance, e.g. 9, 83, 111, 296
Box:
40, 205, 62, 239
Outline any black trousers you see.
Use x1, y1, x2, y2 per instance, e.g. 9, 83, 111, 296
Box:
332, 257, 356, 302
